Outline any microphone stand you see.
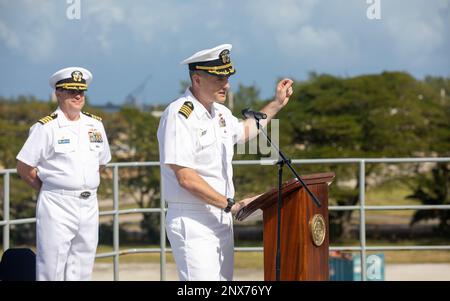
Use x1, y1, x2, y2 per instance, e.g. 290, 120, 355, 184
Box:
253, 116, 321, 281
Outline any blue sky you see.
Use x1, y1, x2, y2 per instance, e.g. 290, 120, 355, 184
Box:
0, 0, 449, 106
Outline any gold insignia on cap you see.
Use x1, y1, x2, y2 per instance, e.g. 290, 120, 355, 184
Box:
220, 49, 231, 64
82, 111, 102, 121
178, 101, 194, 119
71, 70, 83, 82
38, 113, 58, 125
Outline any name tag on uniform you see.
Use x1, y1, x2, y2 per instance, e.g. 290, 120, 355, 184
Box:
58, 138, 70, 144
54, 131, 76, 153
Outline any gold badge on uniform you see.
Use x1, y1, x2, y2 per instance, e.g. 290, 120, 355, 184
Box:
88, 129, 103, 143
219, 116, 226, 127
178, 101, 194, 119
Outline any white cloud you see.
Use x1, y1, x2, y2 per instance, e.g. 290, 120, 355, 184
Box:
383, 0, 449, 62
83, 0, 125, 50
242, 0, 350, 64
0, 0, 448, 72
0, 0, 59, 61
279, 25, 347, 58
79, 0, 192, 52
245, 0, 318, 28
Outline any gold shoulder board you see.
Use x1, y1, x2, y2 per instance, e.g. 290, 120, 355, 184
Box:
38, 113, 57, 125
178, 101, 194, 119
82, 111, 102, 121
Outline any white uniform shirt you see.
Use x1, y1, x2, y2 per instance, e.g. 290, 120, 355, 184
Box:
157, 88, 245, 205
16, 108, 111, 190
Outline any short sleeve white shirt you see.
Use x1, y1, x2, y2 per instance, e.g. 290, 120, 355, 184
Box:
157, 88, 244, 205
16, 108, 112, 190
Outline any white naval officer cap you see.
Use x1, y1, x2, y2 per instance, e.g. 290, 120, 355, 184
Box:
49, 67, 93, 91
180, 44, 236, 77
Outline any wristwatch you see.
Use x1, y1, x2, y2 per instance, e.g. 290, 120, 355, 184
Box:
224, 198, 235, 213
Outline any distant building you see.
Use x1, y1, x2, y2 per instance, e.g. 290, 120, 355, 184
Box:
91, 102, 165, 117
92, 103, 122, 113
150, 111, 163, 118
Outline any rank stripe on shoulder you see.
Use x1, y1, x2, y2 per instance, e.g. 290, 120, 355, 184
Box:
38, 113, 57, 124
179, 107, 192, 115
82, 111, 102, 121
179, 111, 189, 119
178, 108, 192, 118
178, 101, 194, 119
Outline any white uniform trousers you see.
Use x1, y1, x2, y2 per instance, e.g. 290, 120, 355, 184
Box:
36, 189, 99, 281
166, 203, 234, 281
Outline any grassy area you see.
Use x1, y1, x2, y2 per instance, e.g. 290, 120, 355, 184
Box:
94, 242, 450, 267
95, 245, 264, 269
333, 239, 450, 263
360, 177, 420, 222
383, 250, 450, 264
366, 178, 417, 205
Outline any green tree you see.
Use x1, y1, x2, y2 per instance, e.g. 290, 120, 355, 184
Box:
407, 163, 450, 235
276, 72, 447, 240
231, 83, 264, 115
406, 75, 450, 235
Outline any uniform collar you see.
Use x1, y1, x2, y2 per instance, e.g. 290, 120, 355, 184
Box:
55, 108, 94, 127
184, 88, 218, 119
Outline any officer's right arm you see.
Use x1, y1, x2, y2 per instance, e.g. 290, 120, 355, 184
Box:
169, 164, 228, 210
16, 160, 42, 192
16, 123, 46, 192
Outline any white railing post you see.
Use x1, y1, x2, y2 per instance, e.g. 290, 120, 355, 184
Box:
113, 165, 120, 281
3, 172, 10, 251
359, 160, 367, 281
160, 175, 166, 281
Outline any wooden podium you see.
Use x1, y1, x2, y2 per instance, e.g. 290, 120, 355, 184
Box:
236, 172, 335, 280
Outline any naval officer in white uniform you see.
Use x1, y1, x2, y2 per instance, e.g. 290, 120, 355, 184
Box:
16, 67, 111, 281
157, 44, 294, 280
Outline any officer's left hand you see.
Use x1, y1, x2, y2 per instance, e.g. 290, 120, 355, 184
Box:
275, 78, 294, 107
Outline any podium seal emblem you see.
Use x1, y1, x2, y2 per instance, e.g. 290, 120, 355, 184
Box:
309, 214, 326, 246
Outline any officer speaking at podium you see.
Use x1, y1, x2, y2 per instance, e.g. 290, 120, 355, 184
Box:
157, 44, 294, 280
16, 67, 111, 281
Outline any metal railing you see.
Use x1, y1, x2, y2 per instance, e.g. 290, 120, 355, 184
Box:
1, 158, 450, 281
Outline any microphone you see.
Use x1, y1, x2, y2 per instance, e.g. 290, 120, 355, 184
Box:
242, 108, 267, 120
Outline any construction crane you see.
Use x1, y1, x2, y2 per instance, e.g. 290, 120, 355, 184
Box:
124, 74, 152, 109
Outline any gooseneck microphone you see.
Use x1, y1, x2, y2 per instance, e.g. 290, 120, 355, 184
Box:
241, 108, 267, 120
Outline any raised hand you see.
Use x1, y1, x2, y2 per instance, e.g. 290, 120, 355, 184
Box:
275, 78, 294, 107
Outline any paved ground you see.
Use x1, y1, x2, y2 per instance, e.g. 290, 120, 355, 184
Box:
92, 262, 450, 281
